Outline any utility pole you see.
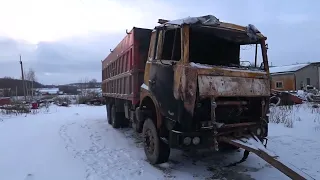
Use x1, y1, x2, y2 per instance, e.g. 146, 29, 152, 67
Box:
15, 86, 18, 100
19, 54, 26, 102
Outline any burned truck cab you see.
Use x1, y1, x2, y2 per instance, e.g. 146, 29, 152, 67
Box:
139, 15, 270, 162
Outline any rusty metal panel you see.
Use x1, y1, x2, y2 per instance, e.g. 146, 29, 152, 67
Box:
198, 76, 270, 97
173, 63, 184, 100
181, 25, 190, 64
176, 66, 197, 114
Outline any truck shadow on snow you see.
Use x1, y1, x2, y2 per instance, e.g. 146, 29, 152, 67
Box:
119, 127, 268, 180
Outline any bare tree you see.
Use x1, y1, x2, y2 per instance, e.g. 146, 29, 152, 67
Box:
78, 78, 89, 96
88, 78, 97, 88
24, 68, 37, 99
78, 78, 90, 104
3, 76, 13, 79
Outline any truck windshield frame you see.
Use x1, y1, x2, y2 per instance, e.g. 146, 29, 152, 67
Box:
187, 25, 268, 72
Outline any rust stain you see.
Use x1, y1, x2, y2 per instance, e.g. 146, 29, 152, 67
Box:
173, 63, 198, 115
173, 62, 183, 100
156, 30, 164, 59
197, 68, 268, 78
173, 63, 270, 114
144, 62, 151, 86
182, 67, 197, 114
218, 22, 266, 40
181, 25, 190, 64
198, 75, 270, 97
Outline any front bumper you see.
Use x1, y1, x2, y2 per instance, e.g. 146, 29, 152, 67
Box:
168, 122, 267, 150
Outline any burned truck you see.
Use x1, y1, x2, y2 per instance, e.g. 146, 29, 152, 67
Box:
102, 15, 312, 180
102, 14, 269, 162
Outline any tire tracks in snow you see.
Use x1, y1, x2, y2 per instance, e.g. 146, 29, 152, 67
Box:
59, 119, 258, 180
59, 121, 144, 180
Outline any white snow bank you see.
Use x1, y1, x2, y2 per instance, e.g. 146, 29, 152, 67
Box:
0, 104, 319, 180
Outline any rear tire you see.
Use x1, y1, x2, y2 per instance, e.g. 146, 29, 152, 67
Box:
143, 118, 170, 164
106, 104, 112, 125
111, 105, 124, 129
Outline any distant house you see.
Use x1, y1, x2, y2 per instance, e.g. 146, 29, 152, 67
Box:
0, 97, 11, 105
36, 88, 60, 95
270, 62, 320, 91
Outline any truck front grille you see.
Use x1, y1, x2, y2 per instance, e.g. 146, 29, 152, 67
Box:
194, 97, 263, 125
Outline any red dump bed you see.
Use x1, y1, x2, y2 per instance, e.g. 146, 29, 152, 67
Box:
102, 27, 152, 106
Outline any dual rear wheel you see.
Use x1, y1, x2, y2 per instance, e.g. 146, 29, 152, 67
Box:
106, 104, 170, 164
106, 104, 126, 128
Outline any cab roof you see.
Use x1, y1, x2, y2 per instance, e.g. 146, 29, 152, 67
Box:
157, 15, 266, 40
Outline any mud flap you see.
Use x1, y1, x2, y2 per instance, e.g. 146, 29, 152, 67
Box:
220, 135, 315, 180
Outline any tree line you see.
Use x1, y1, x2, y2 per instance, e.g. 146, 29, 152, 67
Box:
0, 68, 43, 97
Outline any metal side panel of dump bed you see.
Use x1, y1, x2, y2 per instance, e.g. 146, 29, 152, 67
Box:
102, 27, 152, 106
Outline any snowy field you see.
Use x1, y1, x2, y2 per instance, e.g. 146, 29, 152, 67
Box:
0, 104, 319, 180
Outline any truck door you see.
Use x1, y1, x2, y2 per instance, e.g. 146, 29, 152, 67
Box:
147, 28, 181, 121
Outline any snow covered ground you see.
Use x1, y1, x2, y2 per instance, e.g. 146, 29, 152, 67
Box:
0, 104, 319, 180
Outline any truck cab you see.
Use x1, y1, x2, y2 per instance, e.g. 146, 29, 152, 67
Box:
136, 15, 270, 164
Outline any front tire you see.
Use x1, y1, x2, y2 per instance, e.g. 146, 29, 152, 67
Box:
143, 118, 170, 164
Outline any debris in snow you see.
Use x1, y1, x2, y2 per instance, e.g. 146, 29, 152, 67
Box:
158, 162, 171, 169
232, 137, 277, 158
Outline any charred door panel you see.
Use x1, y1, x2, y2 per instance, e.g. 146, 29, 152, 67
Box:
149, 62, 178, 119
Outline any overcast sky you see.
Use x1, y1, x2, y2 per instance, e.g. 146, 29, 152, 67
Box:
0, 0, 319, 84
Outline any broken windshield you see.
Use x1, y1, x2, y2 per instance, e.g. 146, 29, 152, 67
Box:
189, 26, 266, 71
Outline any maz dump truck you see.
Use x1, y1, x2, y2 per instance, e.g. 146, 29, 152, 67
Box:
101, 15, 314, 180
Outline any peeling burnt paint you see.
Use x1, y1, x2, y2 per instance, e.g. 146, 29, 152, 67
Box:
173, 63, 270, 115
198, 75, 270, 97
173, 65, 197, 115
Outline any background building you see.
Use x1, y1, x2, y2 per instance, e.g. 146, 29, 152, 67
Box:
270, 62, 320, 91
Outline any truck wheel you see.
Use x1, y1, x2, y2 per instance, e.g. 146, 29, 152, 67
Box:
143, 118, 170, 164
106, 104, 112, 124
111, 105, 123, 129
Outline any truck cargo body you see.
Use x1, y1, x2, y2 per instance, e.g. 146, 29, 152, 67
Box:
102, 27, 152, 106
